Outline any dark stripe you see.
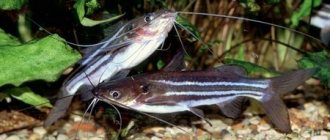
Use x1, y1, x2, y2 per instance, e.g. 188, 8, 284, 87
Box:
87, 54, 113, 76
64, 52, 110, 85
87, 42, 131, 76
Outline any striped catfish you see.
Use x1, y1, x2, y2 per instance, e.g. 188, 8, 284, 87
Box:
93, 65, 317, 133
44, 10, 177, 126
311, 3, 330, 46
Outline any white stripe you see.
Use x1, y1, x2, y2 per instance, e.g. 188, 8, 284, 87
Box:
65, 55, 116, 93
130, 95, 261, 113
164, 90, 263, 97
153, 80, 268, 88
182, 97, 235, 107
131, 104, 187, 113
174, 91, 262, 107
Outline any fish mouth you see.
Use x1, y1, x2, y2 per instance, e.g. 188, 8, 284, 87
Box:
161, 9, 177, 18
158, 10, 177, 34
99, 96, 122, 106
134, 10, 177, 40
97, 94, 130, 107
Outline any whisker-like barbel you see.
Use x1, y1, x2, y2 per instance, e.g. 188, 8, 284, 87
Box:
177, 11, 324, 45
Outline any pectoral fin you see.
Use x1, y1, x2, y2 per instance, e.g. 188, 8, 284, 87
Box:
216, 97, 247, 119
162, 51, 185, 71
187, 107, 212, 126
145, 97, 213, 126
78, 85, 94, 101
109, 69, 130, 81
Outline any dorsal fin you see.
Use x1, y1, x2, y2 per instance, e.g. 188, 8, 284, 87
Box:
211, 65, 247, 77
217, 97, 248, 119
80, 21, 127, 55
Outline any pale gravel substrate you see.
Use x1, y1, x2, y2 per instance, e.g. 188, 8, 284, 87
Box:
0, 114, 106, 140
128, 101, 330, 140
2, 101, 330, 140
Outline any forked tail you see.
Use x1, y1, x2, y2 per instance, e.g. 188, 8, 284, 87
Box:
261, 68, 317, 133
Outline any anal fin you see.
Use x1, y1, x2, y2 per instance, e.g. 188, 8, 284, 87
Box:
216, 97, 247, 119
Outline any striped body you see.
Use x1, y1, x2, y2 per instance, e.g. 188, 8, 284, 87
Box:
94, 66, 316, 133
65, 10, 176, 96
44, 10, 177, 126
97, 70, 268, 113
311, 4, 330, 46
65, 35, 168, 94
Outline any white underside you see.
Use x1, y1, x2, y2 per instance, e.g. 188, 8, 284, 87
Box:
130, 96, 234, 113
129, 92, 262, 114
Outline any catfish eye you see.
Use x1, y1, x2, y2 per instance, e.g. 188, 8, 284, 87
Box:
144, 14, 154, 23
110, 91, 120, 99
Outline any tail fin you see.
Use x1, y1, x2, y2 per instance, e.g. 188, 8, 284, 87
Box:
261, 68, 317, 133
271, 68, 318, 96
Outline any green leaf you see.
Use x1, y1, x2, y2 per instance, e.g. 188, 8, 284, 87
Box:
18, 13, 32, 42
86, 0, 101, 15
224, 59, 280, 77
266, 0, 281, 4
0, 28, 21, 46
74, 0, 86, 21
199, 40, 223, 54
74, 0, 124, 27
175, 15, 201, 41
247, 1, 260, 12
156, 59, 165, 70
239, 0, 261, 12
0, 34, 81, 86
80, 14, 124, 27
0, 0, 26, 10
290, 0, 322, 27
5, 87, 52, 107
298, 51, 330, 87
